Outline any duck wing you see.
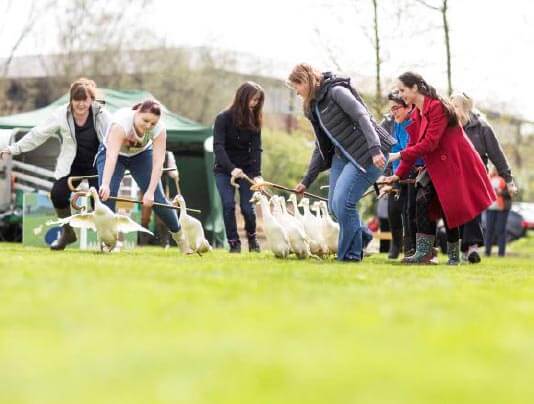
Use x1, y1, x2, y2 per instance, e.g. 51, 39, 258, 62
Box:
46, 213, 97, 232
115, 214, 154, 235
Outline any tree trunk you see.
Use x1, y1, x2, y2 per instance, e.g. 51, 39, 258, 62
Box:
372, 0, 382, 116
442, 0, 452, 95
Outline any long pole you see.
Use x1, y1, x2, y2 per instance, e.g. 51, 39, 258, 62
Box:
108, 196, 202, 214
67, 167, 178, 192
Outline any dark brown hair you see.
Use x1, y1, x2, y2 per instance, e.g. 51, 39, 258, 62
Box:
387, 90, 408, 108
69, 78, 96, 105
398, 71, 459, 127
132, 99, 161, 116
229, 82, 264, 131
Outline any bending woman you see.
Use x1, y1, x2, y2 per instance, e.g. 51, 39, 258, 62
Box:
385, 72, 495, 265
288, 63, 396, 262
97, 100, 185, 250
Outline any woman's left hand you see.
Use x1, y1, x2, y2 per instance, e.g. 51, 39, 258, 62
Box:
142, 191, 155, 208
388, 152, 401, 162
372, 152, 386, 169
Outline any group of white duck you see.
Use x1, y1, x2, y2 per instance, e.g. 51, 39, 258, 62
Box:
250, 191, 339, 259
47, 187, 211, 254
45, 185, 339, 259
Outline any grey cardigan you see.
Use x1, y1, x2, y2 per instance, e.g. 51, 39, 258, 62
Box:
7, 102, 111, 179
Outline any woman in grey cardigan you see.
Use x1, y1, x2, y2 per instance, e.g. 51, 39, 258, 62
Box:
451, 92, 517, 263
0, 78, 111, 250
288, 63, 396, 262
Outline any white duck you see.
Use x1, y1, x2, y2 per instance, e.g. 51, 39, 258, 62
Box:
287, 193, 305, 225
47, 187, 153, 252
310, 201, 324, 229
319, 201, 339, 255
280, 197, 306, 235
250, 192, 290, 258
298, 198, 328, 257
173, 194, 211, 255
271, 196, 312, 259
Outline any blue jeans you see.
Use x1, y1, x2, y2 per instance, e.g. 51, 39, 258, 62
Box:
328, 154, 384, 261
95, 145, 180, 233
215, 173, 257, 243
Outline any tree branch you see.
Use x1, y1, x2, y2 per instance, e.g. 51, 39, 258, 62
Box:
414, 0, 440, 11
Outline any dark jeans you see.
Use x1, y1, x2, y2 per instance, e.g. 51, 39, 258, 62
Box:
416, 180, 459, 243
485, 209, 510, 256
461, 214, 484, 252
95, 145, 180, 233
215, 173, 257, 243
50, 166, 98, 210
388, 175, 417, 254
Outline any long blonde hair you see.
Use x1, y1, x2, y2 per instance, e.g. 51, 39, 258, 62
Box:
287, 63, 323, 115
450, 92, 475, 126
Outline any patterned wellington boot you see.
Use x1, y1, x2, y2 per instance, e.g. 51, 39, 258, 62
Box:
402, 233, 437, 264
447, 241, 461, 266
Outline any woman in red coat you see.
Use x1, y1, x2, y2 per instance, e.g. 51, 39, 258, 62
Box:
384, 72, 495, 265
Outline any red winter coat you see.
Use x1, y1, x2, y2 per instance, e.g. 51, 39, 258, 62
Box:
395, 97, 495, 228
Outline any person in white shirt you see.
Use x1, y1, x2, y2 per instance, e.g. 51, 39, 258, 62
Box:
96, 100, 185, 250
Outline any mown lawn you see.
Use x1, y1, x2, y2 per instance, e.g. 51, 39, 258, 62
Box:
1, 237, 534, 404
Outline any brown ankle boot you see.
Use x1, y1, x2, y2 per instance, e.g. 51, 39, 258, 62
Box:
50, 208, 77, 250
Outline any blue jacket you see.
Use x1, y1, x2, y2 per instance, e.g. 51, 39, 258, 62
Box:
381, 116, 423, 172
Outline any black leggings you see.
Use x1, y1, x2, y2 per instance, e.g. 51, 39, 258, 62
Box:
416, 180, 459, 242
50, 167, 98, 209
388, 172, 418, 253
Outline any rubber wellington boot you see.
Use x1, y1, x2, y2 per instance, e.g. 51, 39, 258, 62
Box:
402, 233, 437, 264
447, 240, 461, 266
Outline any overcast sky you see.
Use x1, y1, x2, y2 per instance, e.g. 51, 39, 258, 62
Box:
1, 0, 533, 119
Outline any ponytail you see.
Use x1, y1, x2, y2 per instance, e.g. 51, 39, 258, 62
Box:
398, 71, 458, 127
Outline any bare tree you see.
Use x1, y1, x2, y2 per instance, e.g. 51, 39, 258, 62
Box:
415, 0, 453, 95
1, 1, 56, 78
54, 0, 157, 88
314, 0, 387, 117
371, 0, 382, 115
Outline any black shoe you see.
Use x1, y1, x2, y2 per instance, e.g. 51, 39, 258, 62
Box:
50, 224, 77, 250
50, 207, 77, 251
247, 235, 261, 253
229, 240, 241, 253
388, 245, 400, 259
467, 250, 481, 264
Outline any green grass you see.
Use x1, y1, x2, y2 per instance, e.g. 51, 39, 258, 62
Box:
1, 237, 534, 404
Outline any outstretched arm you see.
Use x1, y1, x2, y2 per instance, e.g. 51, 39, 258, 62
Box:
143, 129, 167, 207
99, 124, 125, 201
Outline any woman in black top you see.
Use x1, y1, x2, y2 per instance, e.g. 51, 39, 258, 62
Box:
213, 82, 264, 253
0, 78, 110, 250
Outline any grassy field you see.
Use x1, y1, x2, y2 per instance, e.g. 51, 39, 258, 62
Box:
1, 237, 534, 404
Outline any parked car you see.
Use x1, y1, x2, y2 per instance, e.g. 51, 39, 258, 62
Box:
512, 202, 534, 231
